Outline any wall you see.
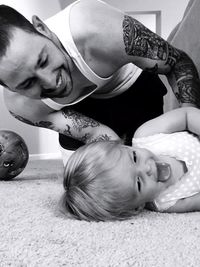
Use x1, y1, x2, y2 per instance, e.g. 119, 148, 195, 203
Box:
0, 0, 62, 159
60, 0, 189, 39
104, 0, 190, 39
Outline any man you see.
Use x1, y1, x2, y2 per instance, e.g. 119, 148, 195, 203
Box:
1, 0, 200, 161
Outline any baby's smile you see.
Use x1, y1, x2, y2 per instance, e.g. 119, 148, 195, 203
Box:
155, 161, 171, 182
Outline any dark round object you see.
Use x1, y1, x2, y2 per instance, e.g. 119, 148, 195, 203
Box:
0, 130, 29, 180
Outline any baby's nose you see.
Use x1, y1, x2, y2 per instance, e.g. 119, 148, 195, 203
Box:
145, 164, 152, 176
140, 163, 152, 176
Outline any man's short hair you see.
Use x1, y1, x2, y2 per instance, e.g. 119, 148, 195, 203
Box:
0, 5, 37, 58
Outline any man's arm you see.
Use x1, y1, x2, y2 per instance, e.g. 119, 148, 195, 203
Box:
10, 107, 120, 144
121, 15, 200, 107
83, 1, 200, 107
4, 91, 120, 144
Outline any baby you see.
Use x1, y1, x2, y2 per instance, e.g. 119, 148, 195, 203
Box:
61, 107, 200, 221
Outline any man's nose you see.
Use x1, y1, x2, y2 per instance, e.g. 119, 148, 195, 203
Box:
37, 70, 56, 90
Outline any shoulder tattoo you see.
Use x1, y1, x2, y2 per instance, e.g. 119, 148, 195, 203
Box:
122, 15, 181, 70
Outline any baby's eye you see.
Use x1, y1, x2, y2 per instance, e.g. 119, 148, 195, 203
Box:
133, 151, 137, 163
137, 177, 141, 192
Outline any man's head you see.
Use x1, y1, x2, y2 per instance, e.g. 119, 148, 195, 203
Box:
0, 5, 73, 99
62, 141, 167, 221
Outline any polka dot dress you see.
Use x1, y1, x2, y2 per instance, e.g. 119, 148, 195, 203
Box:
132, 132, 200, 211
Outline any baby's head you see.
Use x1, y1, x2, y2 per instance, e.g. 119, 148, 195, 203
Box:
61, 141, 166, 221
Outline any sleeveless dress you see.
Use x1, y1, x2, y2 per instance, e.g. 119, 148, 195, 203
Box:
132, 132, 200, 211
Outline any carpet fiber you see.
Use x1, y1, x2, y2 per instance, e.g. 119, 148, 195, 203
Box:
1, 159, 200, 267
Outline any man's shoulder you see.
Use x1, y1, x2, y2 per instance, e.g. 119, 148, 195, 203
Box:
3, 90, 53, 120
72, 0, 117, 24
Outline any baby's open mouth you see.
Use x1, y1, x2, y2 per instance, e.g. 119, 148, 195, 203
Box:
155, 161, 171, 182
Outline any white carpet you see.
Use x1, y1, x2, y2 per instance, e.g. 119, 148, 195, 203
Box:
1, 159, 200, 267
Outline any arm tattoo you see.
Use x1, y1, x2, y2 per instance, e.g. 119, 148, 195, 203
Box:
123, 15, 181, 69
10, 111, 35, 126
172, 52, 200, 106
63, 125, 73, 137
123, 15, 168, 64
10, 111, 56, 129
122, 15, 200, 107
10, 110, 114, 143
80, 133, 112, 144
62, 109, 100, 132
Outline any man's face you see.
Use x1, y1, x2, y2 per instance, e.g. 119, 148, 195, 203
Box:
0, 27, 73, 99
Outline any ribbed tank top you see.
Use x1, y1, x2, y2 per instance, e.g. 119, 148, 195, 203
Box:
42, 0, 142, 110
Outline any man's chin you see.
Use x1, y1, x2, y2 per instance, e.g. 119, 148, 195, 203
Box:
55, 86, 72, 98
41, 87, 69, 99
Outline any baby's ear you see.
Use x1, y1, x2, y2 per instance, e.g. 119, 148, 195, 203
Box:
133, 204, 145, 214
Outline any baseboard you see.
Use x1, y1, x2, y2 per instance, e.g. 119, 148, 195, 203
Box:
29, 153, 62, 161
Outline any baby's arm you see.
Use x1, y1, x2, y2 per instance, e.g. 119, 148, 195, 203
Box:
134, 107, 200, 138
146, 193, 200, 213
164, 193, 200, 213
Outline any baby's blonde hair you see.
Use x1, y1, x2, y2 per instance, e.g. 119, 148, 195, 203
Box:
61, 141, 141, 221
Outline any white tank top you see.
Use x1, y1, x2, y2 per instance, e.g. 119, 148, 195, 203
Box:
42, 0, 142, 110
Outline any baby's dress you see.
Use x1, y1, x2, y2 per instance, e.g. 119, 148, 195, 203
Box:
132, 132, 200, 211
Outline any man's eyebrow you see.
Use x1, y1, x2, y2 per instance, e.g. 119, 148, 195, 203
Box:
36, 46, 45, 67
16, 46, 45, 89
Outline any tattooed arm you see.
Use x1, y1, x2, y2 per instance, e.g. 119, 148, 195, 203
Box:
79, 0, 200, 107
122, 15, 200, 107
45, 107, 120, 144
10, 108, 120, 144
5, 91, 120, 144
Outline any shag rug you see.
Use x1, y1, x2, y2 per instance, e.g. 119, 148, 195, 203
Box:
1, 159, 200, 267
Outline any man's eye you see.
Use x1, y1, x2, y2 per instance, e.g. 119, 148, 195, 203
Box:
133, 151, 137, 163
137, 177, 141, 192
20, 78, 36, 90
40, 58, 48, 68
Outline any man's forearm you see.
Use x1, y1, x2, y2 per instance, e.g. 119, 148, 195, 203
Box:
10, 109, 121, 144
61, 109, 120, 144
167, 50, 200, 108
122, 15, 200, 107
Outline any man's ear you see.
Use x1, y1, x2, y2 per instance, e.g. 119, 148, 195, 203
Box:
32, 15, 51, 38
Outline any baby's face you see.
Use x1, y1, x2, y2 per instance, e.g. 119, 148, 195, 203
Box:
113, 146, 170, 208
